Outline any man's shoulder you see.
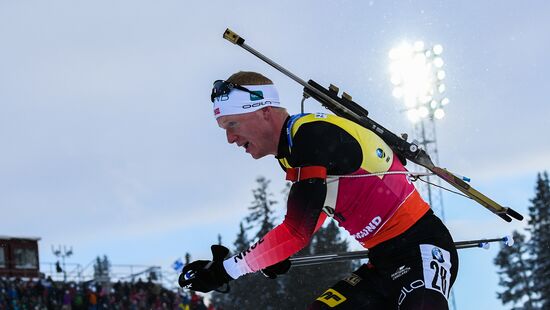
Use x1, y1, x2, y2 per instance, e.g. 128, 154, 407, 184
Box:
290, 113, 349, 132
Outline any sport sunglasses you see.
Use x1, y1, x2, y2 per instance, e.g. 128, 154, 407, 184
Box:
211, 80, 264, 102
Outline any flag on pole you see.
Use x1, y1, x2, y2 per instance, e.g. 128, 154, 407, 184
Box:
172, 258, 184, 272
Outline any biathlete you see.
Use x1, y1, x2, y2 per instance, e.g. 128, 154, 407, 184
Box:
180, 71, 458, 309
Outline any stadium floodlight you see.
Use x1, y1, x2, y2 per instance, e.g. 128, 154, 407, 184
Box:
388, 41, 448, 122
387, 39, 452, 231
387, 43, 458, 310
434, 108, 445, 119
52, 245, 74, 282
433, 44, 443, 55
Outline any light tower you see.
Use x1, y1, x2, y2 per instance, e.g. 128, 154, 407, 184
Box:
389, 41, 456, 309
388, 41, 449, 220
52, 245, 73, 282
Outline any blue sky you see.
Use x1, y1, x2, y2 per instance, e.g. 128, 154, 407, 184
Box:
1, 1, 549, 308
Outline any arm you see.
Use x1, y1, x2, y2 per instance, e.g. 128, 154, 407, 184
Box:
223, 120, 361, 279
180, 120, 362, 291
223, 180, 328, 279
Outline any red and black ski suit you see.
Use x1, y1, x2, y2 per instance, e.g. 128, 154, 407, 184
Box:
223, 113, 459, 309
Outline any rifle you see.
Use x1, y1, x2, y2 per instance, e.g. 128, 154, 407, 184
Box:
222, 28, 523, 223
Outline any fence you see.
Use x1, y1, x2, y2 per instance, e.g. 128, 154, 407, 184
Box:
39, 261, 180, 290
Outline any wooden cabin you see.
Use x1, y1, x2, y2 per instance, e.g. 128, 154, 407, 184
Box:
0, 236, 40, 278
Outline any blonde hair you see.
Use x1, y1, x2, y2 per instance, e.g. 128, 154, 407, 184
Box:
227, 71, 273, 85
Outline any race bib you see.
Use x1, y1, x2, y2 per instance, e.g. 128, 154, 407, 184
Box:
420, 244, 452, 299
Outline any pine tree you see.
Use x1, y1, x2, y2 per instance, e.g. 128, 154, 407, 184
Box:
245, 176, 277, 240
240, 176, 282, 310
495, 171, 550, 309
494, 230, 535, 309
528, 171, 550, 308
234, 221, 249, 252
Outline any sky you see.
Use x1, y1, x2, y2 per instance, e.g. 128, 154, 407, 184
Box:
1, 0, 549, 308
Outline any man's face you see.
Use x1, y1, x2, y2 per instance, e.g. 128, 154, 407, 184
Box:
217, 110, 276, 159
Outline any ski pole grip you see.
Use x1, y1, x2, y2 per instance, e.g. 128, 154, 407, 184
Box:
223, 28, 245, 45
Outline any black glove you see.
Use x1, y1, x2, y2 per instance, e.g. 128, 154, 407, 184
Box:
178, 245, 232, 293
260, 258, 291, 279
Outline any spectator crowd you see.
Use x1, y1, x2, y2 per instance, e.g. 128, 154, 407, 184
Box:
0, 277, 216, 310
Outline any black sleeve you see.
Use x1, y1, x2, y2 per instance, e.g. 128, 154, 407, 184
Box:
283, 120, 362, 237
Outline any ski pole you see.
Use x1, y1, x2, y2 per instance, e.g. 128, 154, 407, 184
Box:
290, 235, 513, 267
454, 235, 513, 249
290, 250, 369, 268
